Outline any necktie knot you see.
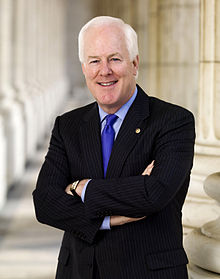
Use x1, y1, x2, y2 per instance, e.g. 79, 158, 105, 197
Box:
105, 114, 118, 127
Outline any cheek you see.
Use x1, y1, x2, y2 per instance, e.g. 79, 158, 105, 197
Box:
113, 64, 132, 78
84, 68, 98, 80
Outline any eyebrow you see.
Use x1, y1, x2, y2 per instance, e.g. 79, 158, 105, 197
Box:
88, 56, 99, 60
109, 53, 122, 58
87, 53, 122, 60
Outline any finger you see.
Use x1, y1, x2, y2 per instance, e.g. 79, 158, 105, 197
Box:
127, 216, 146, 223
66, 190, 74, 196
65, 186, 70, 193
142, 160, 155, 175
138, 216, 146, 220
65, 185, 74, 196
142, 166, 153, 175
147, 166, 154, 173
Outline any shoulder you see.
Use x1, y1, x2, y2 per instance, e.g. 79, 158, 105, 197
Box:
147, 96, 195, 137
137, 84, 194, 122
136, 86, 195, 134
149, 96, 194, 121
53, 101, 97, 132
60, 102, 97, 120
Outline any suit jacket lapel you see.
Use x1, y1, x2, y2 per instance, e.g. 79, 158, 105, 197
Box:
80, 103, 103, 178
106, 86, 150, 178
79, 86, 150, 179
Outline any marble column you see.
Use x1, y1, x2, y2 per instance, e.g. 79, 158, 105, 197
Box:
184, 0, 220, 277
183, 0, 220, 231
153, 0, 199, 114
94, 0, 136, 29
12, 0, 37, 160
22, 0, 42, 146
0, 116, 7, 209
0, 0, 25, 187
34, 0, 50, 140
51, 0, 70, 116
39, 0, 70, 134
136, 0, 158, 96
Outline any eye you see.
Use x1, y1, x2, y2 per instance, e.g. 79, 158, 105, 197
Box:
89, 60, 100, 64
111, 58, 121, 62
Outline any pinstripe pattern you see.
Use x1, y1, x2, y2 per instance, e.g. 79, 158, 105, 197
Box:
33, 85, 195, 279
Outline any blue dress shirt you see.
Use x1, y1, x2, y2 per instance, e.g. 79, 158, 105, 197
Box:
81, 87, 138, 229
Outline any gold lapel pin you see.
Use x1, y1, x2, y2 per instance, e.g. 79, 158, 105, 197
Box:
135, 128, 141, 134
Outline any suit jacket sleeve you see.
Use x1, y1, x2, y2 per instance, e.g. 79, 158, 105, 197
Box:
84, 107, 195, 219
33, 116, 103, 244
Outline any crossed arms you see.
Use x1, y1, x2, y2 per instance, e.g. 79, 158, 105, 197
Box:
65, 161, 154, 227
33, 106, 195, 244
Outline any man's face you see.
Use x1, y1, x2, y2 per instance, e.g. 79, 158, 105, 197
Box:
81, 24, 139, 114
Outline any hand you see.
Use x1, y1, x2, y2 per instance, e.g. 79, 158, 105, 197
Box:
65, 179, 89, 197
142, 160, 154, 176
110, 215, 146, 227
65, 184, 74, 196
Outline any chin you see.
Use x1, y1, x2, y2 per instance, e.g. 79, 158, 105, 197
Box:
98, 92, 116, 103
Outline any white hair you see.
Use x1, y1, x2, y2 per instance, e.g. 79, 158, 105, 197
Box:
78, 16, 139, 63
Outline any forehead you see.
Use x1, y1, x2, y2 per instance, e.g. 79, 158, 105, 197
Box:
83, 25, 128, 57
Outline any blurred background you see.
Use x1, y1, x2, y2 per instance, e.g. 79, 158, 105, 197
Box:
0, 0, 219, 278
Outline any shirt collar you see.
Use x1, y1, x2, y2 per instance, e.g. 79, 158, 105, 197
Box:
99, 86, 138, 122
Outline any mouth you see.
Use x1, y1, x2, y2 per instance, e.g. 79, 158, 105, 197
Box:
97, 81, 118, 87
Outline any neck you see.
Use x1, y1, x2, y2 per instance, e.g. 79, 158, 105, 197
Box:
100, 105, 121, 114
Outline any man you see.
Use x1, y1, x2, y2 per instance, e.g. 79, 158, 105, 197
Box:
33, 16, 195, 279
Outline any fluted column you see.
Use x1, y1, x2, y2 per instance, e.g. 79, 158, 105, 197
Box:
136, 0, 158, 96
50, 0, 70, 115
155, 0, 200, 114
0, 0, 25, 187
0, 116, 7, 209
183, 0, 220, 232
184, 0, 220, 277
34, 0, 50, 140
23, 0, 43, 147
37, 0, 70, 135
12, 0, 37, 160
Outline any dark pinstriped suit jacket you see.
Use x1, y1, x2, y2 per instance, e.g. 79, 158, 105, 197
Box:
33, 85, 195, 279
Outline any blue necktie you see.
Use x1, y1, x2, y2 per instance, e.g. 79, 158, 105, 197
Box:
101, 114, 118, 177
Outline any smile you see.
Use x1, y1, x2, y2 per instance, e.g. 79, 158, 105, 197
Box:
98, 81, 118, 87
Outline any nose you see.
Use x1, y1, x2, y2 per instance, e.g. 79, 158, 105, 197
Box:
99, 61, 112, 76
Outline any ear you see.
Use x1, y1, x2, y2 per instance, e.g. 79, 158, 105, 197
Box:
132, 55, 139, 76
